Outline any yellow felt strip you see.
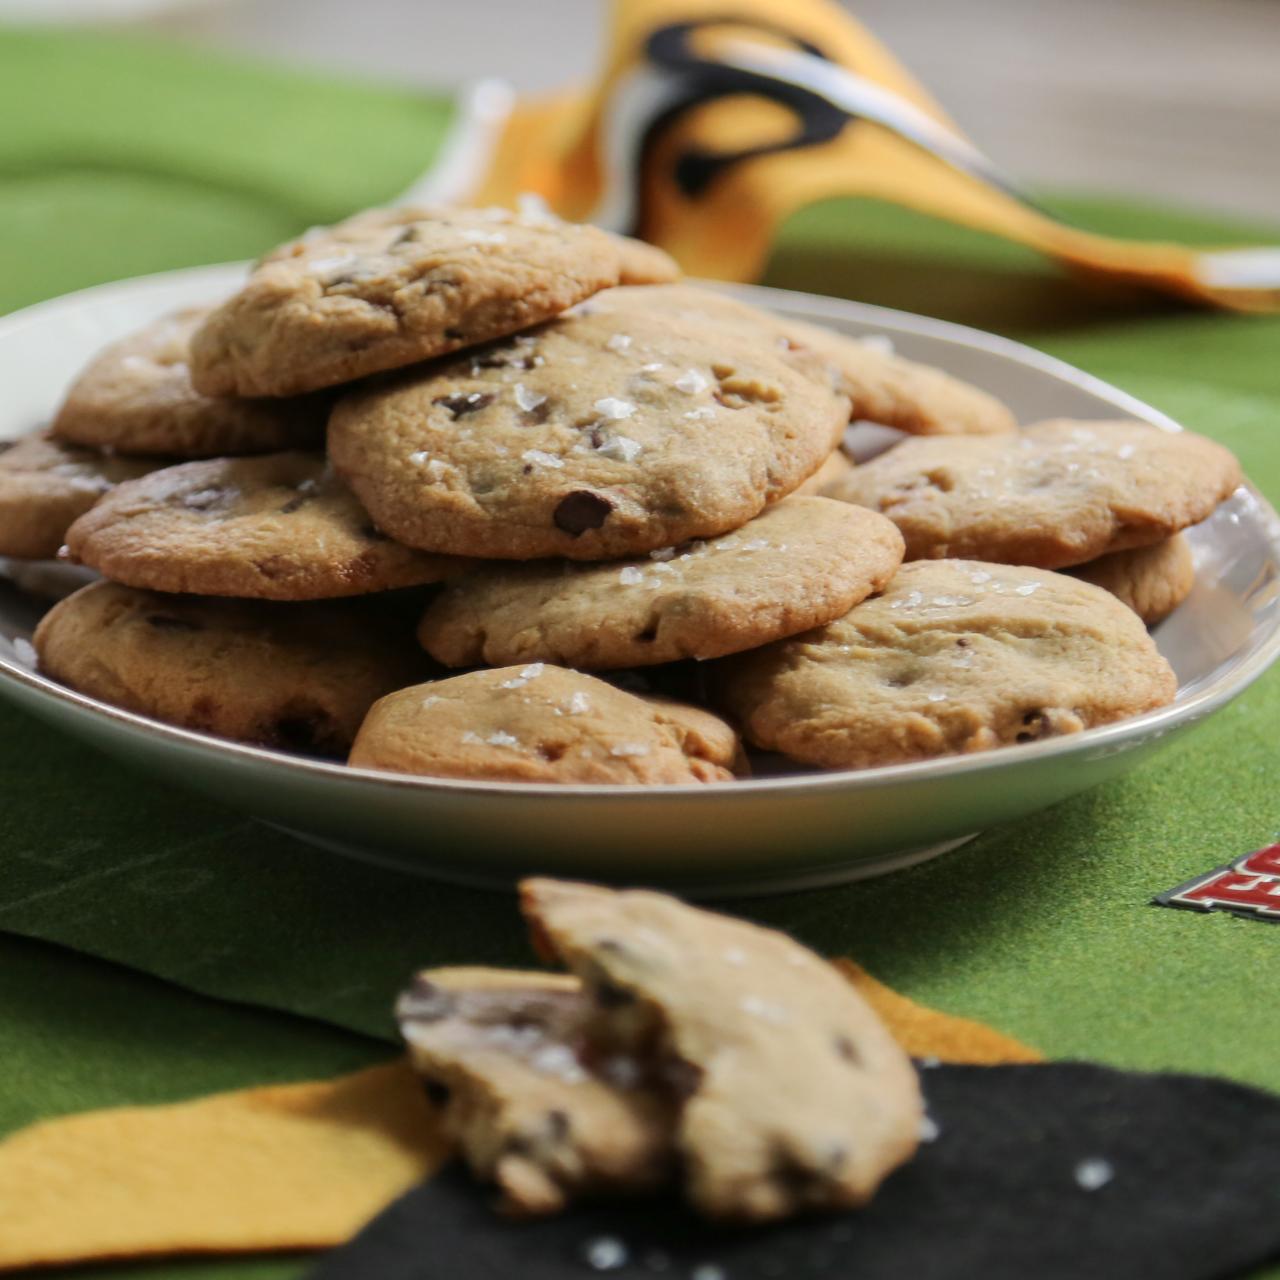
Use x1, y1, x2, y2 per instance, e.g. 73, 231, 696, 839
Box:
0, 1062, 448, 1271
0, 967, 1036, 1271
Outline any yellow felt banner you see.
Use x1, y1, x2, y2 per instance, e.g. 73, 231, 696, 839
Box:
0, 1062, 447, 1270
472, 0, 1280, 311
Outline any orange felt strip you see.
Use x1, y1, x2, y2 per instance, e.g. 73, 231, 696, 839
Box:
474, 0, 1280, 310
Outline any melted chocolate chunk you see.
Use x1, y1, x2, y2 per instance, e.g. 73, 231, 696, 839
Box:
833, 1034, 861, 1065
433, 393, 494, 420
421, 1078, 452, 1108
553, 490, 613, 536
270, 714, 329, 753
545, 1109, 571, 1142
398, 977, 457, 1024
594, 980, 635, 1010
1016, 710, 1053, 743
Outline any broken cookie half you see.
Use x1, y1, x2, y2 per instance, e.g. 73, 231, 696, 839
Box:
395, 966, 675, 1217
397, 885, 923, 1224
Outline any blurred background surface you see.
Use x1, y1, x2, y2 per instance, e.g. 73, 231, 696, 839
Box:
10, 0, 1278, 221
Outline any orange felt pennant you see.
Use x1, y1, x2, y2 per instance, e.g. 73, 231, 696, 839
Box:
467, 0, 1280, 311
837, 961, 1043, 1065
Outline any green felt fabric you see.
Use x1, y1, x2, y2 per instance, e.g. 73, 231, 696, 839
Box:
1, 23, 1279, 1279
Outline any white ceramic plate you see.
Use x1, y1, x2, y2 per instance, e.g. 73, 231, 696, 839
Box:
1, 265, 1278, 895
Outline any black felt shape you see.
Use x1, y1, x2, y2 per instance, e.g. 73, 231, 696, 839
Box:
309, 1062, 1280, 1280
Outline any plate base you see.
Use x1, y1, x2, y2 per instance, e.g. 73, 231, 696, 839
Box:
262, 823, 981, 899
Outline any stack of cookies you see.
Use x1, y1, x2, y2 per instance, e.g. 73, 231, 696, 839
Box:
6, 204, 1243, 781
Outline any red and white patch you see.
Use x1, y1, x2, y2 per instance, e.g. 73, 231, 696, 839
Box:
1155, 843, 1280, 922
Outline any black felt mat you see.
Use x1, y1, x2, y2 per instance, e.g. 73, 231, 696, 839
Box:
309, 1062, 1280, 1280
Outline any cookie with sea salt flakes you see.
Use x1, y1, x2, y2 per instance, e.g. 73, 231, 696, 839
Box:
715, 559, 1177, 770
349, 666, 742, 785
0, 430, 160, 560
34, 581, 427, 754
328, 284, 850, 561
520, 879, 923, 1222
826, 419, 1241, 568
782, 318, 1017, 436
1068, 534, 1195, 625
418, 497, 903, 670
396, 967, 675, 1217
189, 205, 679, 398
63, 452, 464, 600
52, 308, 326, 457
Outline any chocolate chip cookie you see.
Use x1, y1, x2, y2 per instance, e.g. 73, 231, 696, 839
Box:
328, 284, 851, 560
782, 319, 1017, 435
520, 879, 923, 1221
396, 967, 675, 1216
418, 497, 903, 669
349, 665, 742, 784
826, 419, 1241, 567
64, 453, 464, 599
1068, 534, 1195, 625
796, 447, 854, 495
52, 309, 326, 457
34, 581, 427, 753
189, 206, 679, 397
0, 430, 160, 560
716, 559, 1177, 768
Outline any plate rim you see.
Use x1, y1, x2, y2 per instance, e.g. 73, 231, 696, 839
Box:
2, 263, 1278, 803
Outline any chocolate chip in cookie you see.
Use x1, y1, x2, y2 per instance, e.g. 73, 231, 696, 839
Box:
349, 665, 743, 785
52, 308, 327, 458
418, 497, 904, 670
34, 581, 428, 753
715, 559, 1177, 769
63, 452, 466, 600
328, 285, 850, 561
826, 419, 1241, 568
190, 205, 679, 397
0, 430, 161, 561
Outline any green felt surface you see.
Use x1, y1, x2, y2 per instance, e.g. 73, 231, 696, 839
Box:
1, 22, 1279, 1280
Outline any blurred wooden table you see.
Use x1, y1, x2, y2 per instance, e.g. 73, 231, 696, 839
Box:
146, 0, 1280, 222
